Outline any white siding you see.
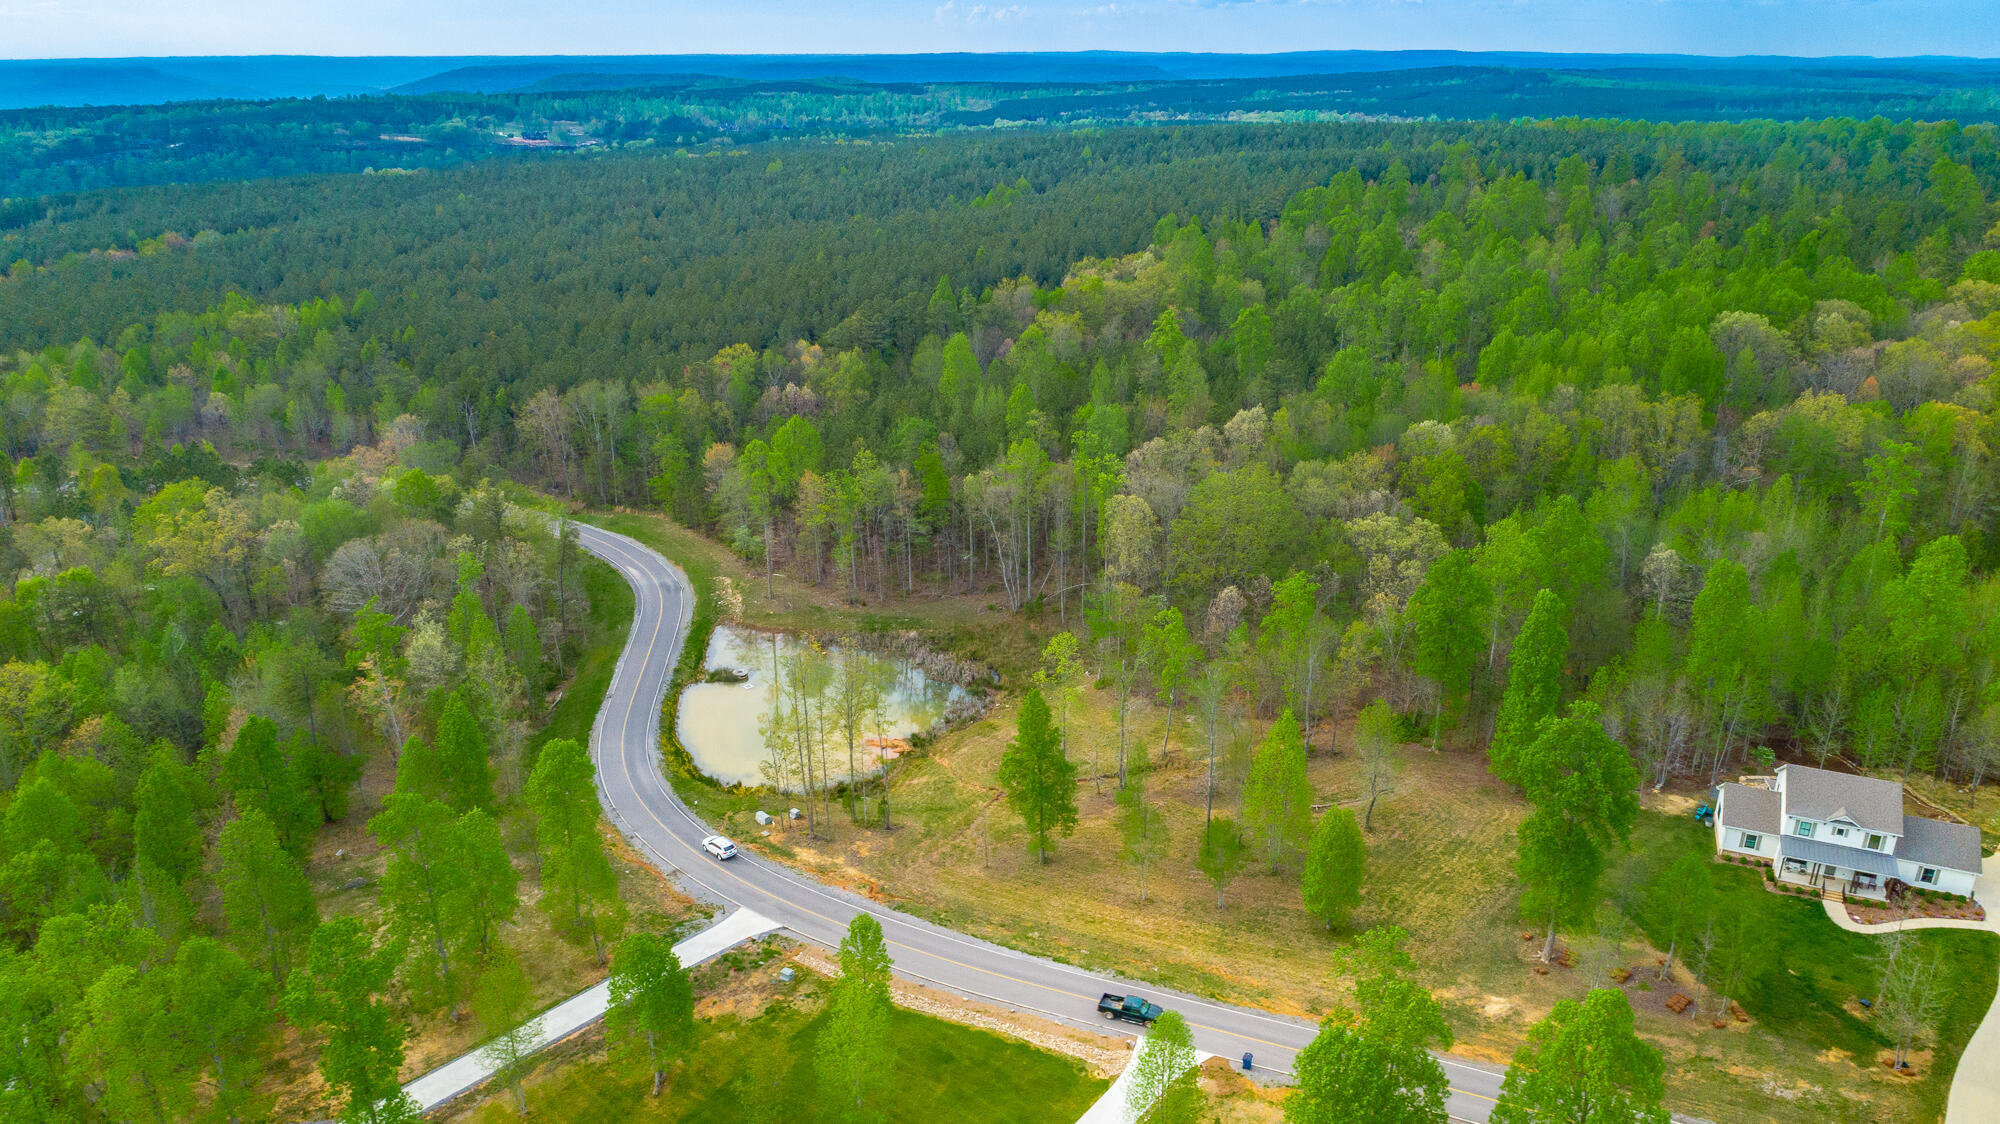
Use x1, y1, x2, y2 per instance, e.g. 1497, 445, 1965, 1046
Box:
1719, 825, 1774, 859
1898, 860, 1978, 898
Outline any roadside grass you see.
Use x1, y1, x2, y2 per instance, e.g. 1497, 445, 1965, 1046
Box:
449, 968, 1106, 1123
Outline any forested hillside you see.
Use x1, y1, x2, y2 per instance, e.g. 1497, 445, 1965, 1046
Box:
0, 111, 1998, 1118
5, 58, 2000, 197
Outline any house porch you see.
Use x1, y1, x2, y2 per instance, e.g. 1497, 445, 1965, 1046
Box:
1778, 857, 1890, 900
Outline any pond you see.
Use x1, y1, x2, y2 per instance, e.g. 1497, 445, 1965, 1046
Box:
676, 624, 970, 788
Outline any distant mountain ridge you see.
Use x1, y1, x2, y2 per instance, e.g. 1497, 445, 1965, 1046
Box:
6, 50, 2000, 109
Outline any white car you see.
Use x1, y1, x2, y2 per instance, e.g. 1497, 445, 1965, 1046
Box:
701, 835, 738, 860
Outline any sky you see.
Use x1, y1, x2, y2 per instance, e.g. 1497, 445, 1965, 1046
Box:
2, 0, 1997, 61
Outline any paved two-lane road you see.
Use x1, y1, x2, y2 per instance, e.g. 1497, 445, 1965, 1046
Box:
576, 523, 1506, 1121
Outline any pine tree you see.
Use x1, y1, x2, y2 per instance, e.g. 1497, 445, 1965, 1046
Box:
1301, 807, 1365, 931
1490, 589, 1567, 784
996, 690, 1079, 864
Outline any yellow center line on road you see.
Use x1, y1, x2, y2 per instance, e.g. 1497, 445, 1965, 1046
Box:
579, 525, 1496, 1107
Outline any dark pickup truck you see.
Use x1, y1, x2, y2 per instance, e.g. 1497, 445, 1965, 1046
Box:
1098, 992, 1163, 1026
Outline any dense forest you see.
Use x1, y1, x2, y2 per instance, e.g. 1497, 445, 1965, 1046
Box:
5, 60, 2000, 197
0, 109, 1998, 1118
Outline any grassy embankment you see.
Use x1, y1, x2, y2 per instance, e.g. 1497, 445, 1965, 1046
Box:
267, 549, 706, 1119
445, 940, 1106, 1123
601, 508, 2000, 1124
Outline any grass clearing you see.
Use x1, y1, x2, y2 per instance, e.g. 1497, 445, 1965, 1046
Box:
445, 957, 1106, 1123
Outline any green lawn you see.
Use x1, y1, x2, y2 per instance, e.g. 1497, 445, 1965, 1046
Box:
1617, 812, 1999, 1118
461, 997, 1107, 1123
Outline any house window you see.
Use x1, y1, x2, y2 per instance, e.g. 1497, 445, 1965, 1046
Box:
1740, 832, 1761, 851
1795, 820, 1815, 837
1866, 833, 1885, 850
1920, 868, 1939, 885
1832, 826, 1849, 839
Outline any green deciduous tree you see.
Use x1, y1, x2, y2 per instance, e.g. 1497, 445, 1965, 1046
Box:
525, 737, 625, 961
1287, 927, 1451, 1124
817, 913, 894, 1122
473, 952, 539, 1115
1301, 806, 1364, 931
215, 807, 317, 984
607, 931, 696, 1097
168, 936, 274, 1124
284, 916, 419, 1124
433, 690, 495, 812
1647, 852, 1714, 980
221, 715, 317, 856
1243, 709, 1313, 871
1490, 588, 1568, 785
997, 689, 1078, 863
1514, 703, 1641, 963
1197, 815, 1249, 909
1404, 549, 1491, 748
1140, 607, 1201, 765
369, 792, 477, 1013
1126, 1009, 1200, 1123
133, 747, 203, 882
1491, 988, 1668, 1124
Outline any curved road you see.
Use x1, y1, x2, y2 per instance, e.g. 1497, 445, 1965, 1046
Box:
576, 523, 1506, 1121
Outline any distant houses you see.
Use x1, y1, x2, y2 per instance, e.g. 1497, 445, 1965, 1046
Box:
1714, 763, 1981, 899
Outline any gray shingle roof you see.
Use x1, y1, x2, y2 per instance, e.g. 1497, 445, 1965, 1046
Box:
1899, 814, 1983, 875
1779, 763, 1904, 835
1717, 783, 1780, 835
1779, 834, 1903, 878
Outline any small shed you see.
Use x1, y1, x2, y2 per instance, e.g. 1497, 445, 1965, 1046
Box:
754, 810, 774, 826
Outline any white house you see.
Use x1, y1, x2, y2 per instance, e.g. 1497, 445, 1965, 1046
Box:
1714, 762, 1982, 900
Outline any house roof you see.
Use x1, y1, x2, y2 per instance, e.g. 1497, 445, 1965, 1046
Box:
1899, 814, 1983, 875
1717, 783, 1780, 835
1778, 763, 1904, 835
1779, 834, 1903, 878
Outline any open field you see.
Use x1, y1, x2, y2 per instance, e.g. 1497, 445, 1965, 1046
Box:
442, 950, 1108, 1123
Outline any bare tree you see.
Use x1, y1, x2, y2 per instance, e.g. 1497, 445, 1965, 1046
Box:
1877, 931, 1947, 1071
